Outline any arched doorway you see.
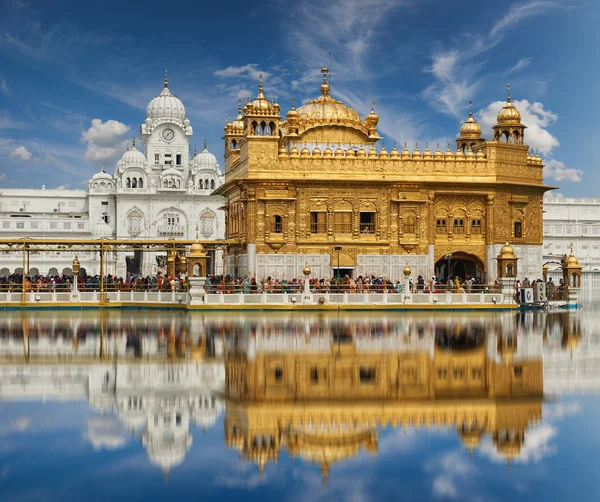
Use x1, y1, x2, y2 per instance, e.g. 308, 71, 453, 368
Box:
435, 252, 485, 282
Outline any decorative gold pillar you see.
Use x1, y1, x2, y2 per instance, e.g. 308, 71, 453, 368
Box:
167, 247, 176, 277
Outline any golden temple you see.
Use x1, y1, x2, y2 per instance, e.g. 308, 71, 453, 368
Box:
218, 70, 554, 281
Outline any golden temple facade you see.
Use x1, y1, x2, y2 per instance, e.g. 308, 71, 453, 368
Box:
218, 70, 554, 281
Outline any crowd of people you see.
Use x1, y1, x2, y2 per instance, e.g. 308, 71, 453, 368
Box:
0, 272, 189, 293
0, 270, 563, 300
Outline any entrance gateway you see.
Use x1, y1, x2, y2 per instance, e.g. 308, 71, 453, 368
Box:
332, 267, 354, 279
434, 252, 485, 282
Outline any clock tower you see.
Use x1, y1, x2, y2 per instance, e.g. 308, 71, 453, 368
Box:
140, 71, 194, 184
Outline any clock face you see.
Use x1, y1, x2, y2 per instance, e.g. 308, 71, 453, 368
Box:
162, 128, 175, 141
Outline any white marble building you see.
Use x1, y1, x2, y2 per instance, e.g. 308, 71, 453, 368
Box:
543, 192, 600, 289
0, 74, 225, 277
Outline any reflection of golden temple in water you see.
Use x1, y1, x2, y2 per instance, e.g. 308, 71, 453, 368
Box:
0, 310, 592, 480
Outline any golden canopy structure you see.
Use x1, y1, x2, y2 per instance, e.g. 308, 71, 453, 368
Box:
217, 70, 554, 282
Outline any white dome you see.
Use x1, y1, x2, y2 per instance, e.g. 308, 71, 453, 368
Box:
193, 147, 219, 170
147, 85, 186, 122
91, 170, 113, 181
119, 145, 146, 168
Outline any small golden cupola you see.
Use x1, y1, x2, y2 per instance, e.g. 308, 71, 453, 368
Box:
493, 84, 526, 145
364, 101, 380, 138
457, 101, 485, 153
243, 74, 281, 137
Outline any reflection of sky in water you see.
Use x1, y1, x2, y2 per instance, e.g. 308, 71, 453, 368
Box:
0, 310, 599, 501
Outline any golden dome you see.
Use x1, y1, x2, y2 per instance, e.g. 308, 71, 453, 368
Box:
444, 145, 454, 159
455, 149, 465, 160
346, 147, 356, 157
403, 264, 412, 277
312, 146, 322, 156
278, 145, 288, 157
459, 101, 482, 139
412, 144, 422, 159
289, 145, 300, 157
434, 144, 443, 159
323, 146, 333, 157
368, 147, 378, 158
497, 84, 522, 126
423, 143, 433, 160
297, 69, 362, 126
390, 143, 400, 158
357, 146, 367, 158
499, 242, 516, 258
300, 145, 310, 156
247, 74, 275, 113
565, 249, 579, 265
458, 428, 483, 451
465, 148, 475, 160
401, 142, 411, 159
476, 150, 485, 160
190, 239, 205, 257
334, 145, 345, 157
379, 144, 389, 158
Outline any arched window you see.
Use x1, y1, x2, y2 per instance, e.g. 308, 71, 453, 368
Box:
163, 179, 168, 188
436, 218, 447, 234
251, 121, 258, 135
272, 215, 283, 234
126, 178, 131, 188
269, 121, 276, 136
210, 179, 215, 190
404, 215, 416, 234
453, 218, 465, 234
471, 219, 482, 234
131, 178, 137, 188
230, 139, 237, 149
260, 121, 267, 136
138, 178, 143, 188
198, 179, 203, 189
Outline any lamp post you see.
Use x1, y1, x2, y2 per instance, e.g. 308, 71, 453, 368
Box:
445, 253, 452, 282
333, 245, 342, 285
72, 255, 80, 301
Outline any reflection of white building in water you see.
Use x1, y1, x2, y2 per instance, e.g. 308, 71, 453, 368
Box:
0, 362, 225, 475
0, 73, 225, 278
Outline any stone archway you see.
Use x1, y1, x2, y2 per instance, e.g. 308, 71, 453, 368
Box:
435, 252, 485, 282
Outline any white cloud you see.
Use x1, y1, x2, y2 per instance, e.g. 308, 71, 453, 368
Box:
81, 118, 129, 167
0, 75, 12, 97
490, 1, 561, 39
0, 114, 26, 129
44, 153, 55, 164
55, 184, 70, 190
545, 401, 581, 419
479, 424, 557, 465
81, 118, 129, 145
214, 64, 267, 81
477, 99, 559, 155
0, 172, 6, 181
425, 450, 475, 499
508, 58, 532, 74
544, 158, 582, 183
9, 145, 32, 161
0, 417, 31, 434
85, 416, 128, 451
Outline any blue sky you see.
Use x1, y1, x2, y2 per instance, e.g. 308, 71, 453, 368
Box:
0, 0, 598, 194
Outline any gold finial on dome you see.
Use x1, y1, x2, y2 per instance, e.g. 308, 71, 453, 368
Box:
500, 241, 516, 258
164, 69, 168, 88
507, 83, 511, 103
320, 66, 330, 96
